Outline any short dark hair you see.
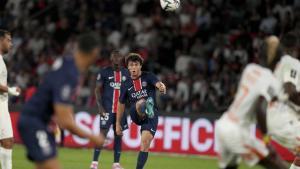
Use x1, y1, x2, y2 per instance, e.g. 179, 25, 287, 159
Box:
0, 29, 10, 38
111, 50, 121, 57
125, 53, 144, 66
77, 32, 100, 53
281, 32, 298, 50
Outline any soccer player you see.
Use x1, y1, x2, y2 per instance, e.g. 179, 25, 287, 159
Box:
89, 51, 129, 169
0, 29, 21, 169
17, 33, 104, 169
215, 36, 288, 169
115, 53, 166, 169
265, 33, 300, 169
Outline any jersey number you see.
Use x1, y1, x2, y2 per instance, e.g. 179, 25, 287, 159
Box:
291, 69, 297, 78
36, 130, 51, 155
100, 113, 109, 121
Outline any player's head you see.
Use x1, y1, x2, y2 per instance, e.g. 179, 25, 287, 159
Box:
259, 35, 281, 70
0, 29, 12, 55
110, 50, 123, 70
125, 53, 143, 78
75, 32, 100, 71
280, 32, 299, 58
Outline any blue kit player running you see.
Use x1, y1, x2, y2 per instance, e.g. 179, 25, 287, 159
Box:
90, 51, 129, 169
116, 53, 167, 169
17, 33, 104, 169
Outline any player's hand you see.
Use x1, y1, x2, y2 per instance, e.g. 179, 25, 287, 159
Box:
157, 82, 166, 94
116, 123, 123, 136
99, 109, 107, 117
90, 134, 104, 147
8, 86, 21, 96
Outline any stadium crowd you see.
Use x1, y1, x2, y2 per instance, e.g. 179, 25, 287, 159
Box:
1, 0, 300, 113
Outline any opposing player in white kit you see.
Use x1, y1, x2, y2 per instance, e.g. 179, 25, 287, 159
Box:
215, 36, 288, 169
265, 33, 300, 169
0, 29, 21, 169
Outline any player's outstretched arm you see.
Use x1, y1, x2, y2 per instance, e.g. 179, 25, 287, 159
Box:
54, 103, 104, 146
255, 96, 272, 145
0, 84, 21, 96
155, 82, 166, 94
116, 102, 125, 136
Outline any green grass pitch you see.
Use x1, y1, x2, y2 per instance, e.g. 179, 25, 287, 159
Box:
12, 144, 263, 169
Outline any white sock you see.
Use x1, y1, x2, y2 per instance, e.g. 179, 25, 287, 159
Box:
290, 164, 300, 169
0, 147, 12, 169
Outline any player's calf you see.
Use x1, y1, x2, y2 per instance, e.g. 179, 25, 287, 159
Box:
136, 131, 153, 169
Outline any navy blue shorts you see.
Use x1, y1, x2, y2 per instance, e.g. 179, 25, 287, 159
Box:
129, 105, 158, 136
100, 113, 128, 133
17, 115, 57, 162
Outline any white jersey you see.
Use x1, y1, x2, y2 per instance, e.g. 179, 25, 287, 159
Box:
0, 55, 12, 139
274, 55, 300, 91
0, 55, 8, 102
274, 55, 300, 111
226, 64, 281, 127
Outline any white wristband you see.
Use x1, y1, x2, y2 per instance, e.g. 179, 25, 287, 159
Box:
8, 87, 20, 96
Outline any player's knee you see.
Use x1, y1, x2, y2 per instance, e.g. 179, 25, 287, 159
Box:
0, 138, 14, 149
140, 139, 151, 151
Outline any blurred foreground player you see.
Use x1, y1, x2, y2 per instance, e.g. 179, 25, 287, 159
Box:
215, 36, 288, 169
90, 51, 129, 169
18, 33, 104, 169
116, 53, 166, 169
0, 29, 21, 169
264, 33, 300, 169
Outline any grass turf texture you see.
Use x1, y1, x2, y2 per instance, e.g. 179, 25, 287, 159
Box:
12, 144, 263, 169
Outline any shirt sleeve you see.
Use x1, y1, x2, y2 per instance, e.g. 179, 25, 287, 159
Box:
52, 79, 75, 105
96, 69, 105, 86
148, 72, 159, 86
119, 82, 127, 104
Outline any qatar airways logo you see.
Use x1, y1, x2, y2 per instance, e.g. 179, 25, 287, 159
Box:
110, 82, 121, 89
131, 89, 148, 99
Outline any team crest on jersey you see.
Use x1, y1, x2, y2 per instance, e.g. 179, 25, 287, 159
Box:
122, 76, 127, 81
142, 81, 147, 87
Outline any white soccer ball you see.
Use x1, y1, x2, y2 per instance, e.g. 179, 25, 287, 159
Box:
160, 0, 180, 11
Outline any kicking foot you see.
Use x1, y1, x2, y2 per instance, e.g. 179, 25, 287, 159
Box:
145, 97, 155, 118
112, 163, 124, 169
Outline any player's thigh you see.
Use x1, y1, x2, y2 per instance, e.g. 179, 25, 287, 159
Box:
0, 109, 13, 142
36, 157, 61, 169
140, 114, 158, 137
18, 116, 57, 162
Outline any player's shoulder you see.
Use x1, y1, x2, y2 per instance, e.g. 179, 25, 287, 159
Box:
244, 63, 270, 75
49, 56, 78, 83
142, 71, 156, 78
279, 55, 300, 67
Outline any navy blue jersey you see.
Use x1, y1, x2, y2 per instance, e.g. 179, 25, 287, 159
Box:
22, 56, 79, 123
96, 67, 130, 113
119, 72, 159, 108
